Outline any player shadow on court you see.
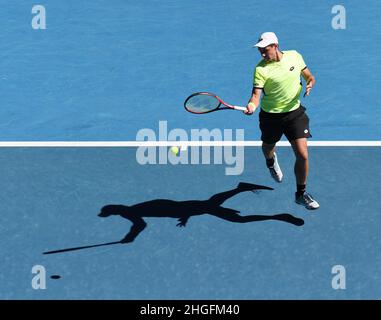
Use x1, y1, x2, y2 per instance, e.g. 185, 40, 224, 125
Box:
98, 182, 304, 244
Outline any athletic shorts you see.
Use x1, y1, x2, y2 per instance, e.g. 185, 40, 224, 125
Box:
259, 105, 312, 144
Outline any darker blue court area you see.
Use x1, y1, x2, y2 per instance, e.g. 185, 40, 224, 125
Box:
0, 147, 380, 299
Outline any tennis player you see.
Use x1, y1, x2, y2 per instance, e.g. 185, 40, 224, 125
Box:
245, 32, 319, 210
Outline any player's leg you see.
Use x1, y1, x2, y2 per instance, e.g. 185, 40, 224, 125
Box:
262, 142, 283, 183
290, 138, 309, 188
290, 138, 318, 209
262, 142, 276, 160
259, 111, 283, 182
285, 107, 319, 209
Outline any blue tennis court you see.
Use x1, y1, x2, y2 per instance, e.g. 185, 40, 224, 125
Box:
1, 147, 380, 299
0, 0, 380, 299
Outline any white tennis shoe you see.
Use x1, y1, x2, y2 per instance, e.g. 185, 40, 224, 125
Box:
295, 192, 320, 210
268, 153, 283, 183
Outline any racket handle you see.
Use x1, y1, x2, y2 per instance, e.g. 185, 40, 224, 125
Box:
233, 105, 247, 111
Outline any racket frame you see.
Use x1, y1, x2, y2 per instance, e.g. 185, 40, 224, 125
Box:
184, 92, 246, 114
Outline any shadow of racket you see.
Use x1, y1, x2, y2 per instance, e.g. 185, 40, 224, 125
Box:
43, 240, 122, 255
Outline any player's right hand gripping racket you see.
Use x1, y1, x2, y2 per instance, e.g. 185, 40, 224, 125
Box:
184, 92, 248, 114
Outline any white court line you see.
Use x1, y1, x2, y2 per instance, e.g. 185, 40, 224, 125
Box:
0, 141, 379, 147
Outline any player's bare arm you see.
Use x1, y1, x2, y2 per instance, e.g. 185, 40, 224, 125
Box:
244, 87, 262, 114
301, 67, 315, 97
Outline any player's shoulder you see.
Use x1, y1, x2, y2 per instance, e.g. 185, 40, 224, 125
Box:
255, 59, 266, 68
284, 50, 305, 63
255, 59, 267, 69
283, 50, 302, 57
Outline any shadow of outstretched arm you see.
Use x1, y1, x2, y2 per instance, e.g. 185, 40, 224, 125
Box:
120, 216, 147, 243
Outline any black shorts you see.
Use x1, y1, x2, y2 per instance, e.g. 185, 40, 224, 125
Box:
259, 105, 312, 144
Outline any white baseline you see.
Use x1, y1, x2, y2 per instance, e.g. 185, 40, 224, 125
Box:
0, 141, 379, 147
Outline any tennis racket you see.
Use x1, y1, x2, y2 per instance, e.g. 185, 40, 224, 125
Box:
184, 92, 247, 114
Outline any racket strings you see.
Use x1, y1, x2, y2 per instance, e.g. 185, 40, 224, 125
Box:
185, 94, 220, 113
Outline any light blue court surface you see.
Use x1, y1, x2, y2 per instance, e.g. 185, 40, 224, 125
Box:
0, 0, 380, 300
0, 147, 380, 299
1, 0, 380, 140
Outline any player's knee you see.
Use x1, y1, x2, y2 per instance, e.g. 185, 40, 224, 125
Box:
262, 142, 276, 150
296, 151, 308, 162
262, 143, 276, 156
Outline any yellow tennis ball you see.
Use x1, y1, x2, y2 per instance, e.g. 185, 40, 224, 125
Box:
170, 146, 180, 156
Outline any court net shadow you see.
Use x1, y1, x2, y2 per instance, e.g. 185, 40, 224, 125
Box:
99, 182, 304, 244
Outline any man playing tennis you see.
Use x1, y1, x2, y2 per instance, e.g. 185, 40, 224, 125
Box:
244, 32, 319, 210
